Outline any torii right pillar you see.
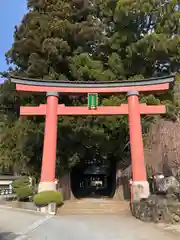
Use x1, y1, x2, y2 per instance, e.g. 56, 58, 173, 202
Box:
127, 90, 150, 201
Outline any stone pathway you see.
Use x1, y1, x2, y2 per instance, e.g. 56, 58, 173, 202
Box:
0, 206, 180, 240
57, 198, 129, 215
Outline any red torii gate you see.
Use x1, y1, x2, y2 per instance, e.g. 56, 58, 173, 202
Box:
11, 75, 175, 201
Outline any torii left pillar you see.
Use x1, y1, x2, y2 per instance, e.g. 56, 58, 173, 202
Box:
38, 92, 59, 192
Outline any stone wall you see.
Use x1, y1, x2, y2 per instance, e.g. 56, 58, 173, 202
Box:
131, 195, 180, 224
6, 201, 37, 211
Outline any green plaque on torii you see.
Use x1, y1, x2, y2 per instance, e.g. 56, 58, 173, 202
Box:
88, 93, 98, 109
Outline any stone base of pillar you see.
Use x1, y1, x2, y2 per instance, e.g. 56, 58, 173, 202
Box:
132, 181, 150, 201
37, 206, 48, 213
38, 181, 56, 192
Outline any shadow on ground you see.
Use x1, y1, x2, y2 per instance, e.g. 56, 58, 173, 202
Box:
0, 231, 19, 240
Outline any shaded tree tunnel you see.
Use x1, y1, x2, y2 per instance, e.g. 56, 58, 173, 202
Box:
70, 158, 116, 198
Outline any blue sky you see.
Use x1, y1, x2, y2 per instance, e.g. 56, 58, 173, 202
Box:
0, 1, 27, 83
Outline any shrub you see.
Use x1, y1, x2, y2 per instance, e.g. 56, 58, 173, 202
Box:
12, 176, 34, 201
33, 191, 63, 207
15, 186, 33, 201
12, 176, 30, 189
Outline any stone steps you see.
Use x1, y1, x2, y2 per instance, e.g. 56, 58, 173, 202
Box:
57, 199, 130, 215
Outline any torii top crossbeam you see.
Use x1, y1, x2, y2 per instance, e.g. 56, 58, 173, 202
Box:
10, 74, 175, 116
10, 74, 175, 94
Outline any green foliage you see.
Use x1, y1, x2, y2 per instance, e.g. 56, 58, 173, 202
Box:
12, 176, 30, 189
15, 186, 33, 200
0, 0, 180, 176
12, 176, 33, 200
33, 191, 63, 207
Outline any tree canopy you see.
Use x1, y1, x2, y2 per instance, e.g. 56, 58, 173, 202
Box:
0, 0, 180, 177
